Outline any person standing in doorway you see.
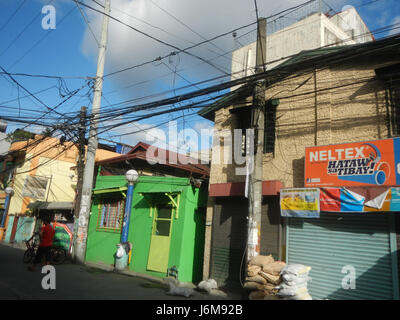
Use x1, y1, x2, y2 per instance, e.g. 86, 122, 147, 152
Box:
28, 218, 55, 271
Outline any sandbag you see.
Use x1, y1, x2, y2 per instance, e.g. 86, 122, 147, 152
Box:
262, 282, 279, 295
263, 287, 279, 295
259, 271, 281, 285
247, 265, 262, 277
249, 254, 274, 267
245, 275, 267, 285
264, 294, 283, 300
243, 281, 264, 291
249, 291, 266, 300
262, 261, 286, 276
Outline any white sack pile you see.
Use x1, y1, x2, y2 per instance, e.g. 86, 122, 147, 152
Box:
276, 264, 312, 300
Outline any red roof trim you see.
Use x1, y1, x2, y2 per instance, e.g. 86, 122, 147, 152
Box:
209, 181, 284, 197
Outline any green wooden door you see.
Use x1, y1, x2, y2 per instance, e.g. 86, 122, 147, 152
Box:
147, 205, 173, 273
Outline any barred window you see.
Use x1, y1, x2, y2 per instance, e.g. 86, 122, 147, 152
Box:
264, 100, 278, 154
376, 64, 400, 137
97, 199, 125, 232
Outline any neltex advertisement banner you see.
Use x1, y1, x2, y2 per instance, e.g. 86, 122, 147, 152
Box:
280, 188, 320, 218
305, 138, 400, 187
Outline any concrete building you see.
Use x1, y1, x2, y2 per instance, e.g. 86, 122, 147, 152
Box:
0, 134, 119, 243
0, 120, 10, 157
198, 34, 400, 299
0, 120, 11, 239
231, 6, 373, 84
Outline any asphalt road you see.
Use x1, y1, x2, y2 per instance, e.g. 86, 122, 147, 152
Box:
0, 243, 240, 300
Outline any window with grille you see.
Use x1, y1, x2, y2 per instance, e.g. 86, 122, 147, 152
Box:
22, 175, 49, 200
263, 100, 278, 154
96, 199, 125, 232
376, 64, 400, 137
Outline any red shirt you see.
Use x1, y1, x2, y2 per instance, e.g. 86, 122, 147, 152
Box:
40, 224, 55, 247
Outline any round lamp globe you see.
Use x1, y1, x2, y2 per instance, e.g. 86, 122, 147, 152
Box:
125, 169, 139, 183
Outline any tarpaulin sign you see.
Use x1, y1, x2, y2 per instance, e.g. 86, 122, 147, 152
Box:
280, 188, 320, 218
390, 188, 400, 211
305, 138, 400, 187
320, 188, 365, 212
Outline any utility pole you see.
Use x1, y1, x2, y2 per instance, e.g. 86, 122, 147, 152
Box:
74, 0, 110, 264
247, 17, 266, 261
72, 106, 87, 261
74, 106, 87, 219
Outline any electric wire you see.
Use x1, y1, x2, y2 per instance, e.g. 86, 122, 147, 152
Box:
0, 0, 29, 34
73, 0, 231, 76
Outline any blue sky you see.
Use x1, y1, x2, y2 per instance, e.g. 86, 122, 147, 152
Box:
0, 0, 399, 152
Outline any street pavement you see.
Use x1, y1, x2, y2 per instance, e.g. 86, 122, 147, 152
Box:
0, 243, 242, 300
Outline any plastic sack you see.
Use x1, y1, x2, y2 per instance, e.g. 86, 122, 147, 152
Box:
167, 282, 194, 298
276, 282, 308, 297
198, 279, 218, 293
283, 289, 313, 300
280, 264, 311, 277
281, 274, 311, 287
277, 286, 308, 300
116, 245, 125, 258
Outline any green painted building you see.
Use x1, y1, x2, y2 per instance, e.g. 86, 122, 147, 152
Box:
85, 175, 207, 283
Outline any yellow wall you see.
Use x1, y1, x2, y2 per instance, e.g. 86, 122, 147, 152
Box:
7, 136, 120, 216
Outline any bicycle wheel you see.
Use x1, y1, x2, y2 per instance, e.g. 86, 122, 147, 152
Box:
50, 247, 66, 265
23, 249, 35, 264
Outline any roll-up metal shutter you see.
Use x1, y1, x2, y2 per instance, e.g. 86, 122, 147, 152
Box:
287, 212, 399, 300
210, 197, 248, 290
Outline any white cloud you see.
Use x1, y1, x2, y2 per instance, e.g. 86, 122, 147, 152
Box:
388, 16, 400, 35
81, 0, 309, 96
81, 0, 361, 151
106, 120, 167, 147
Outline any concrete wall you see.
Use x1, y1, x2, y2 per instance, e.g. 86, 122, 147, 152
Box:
0, 132, 10, 156
6, 137, 119, 216
231, 12, 361, 87
329, 7, 374, 44
210, 62, 391, 189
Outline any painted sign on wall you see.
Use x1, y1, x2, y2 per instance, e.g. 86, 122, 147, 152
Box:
305, 138, 400, 187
